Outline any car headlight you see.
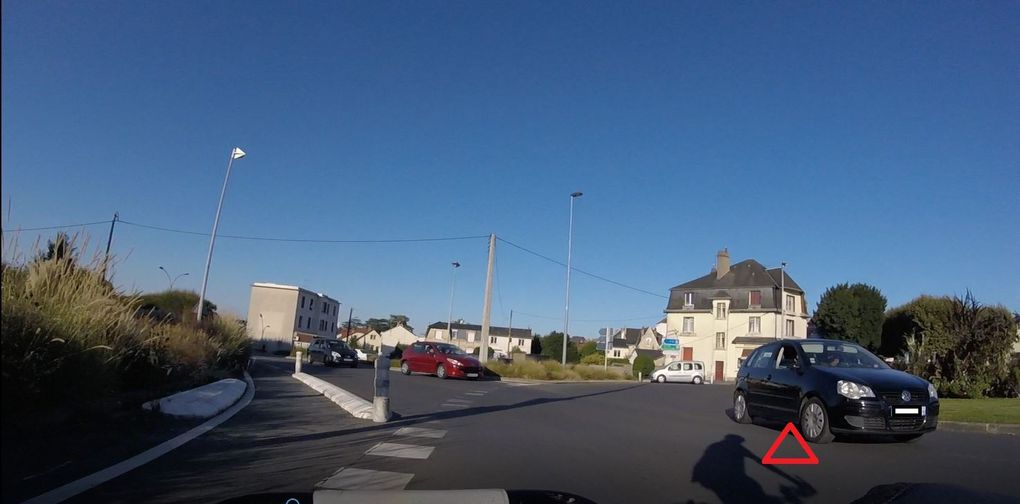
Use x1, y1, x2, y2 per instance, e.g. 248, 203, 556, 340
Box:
448, 359, 462, 366
837, 380, 875, 400
927, 382, 938, 401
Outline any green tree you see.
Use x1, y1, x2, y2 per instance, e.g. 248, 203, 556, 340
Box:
891, 292, 1017, 397
812, 283, 887, 350
633, 355, 655, 377
36, 232, 76, 263
388, 314, 412, 332
366, 318, 391, 332
540, 332, 579, 363
580, 352, 605, 365
578, 340, 598, 357
531, 335, 543, 355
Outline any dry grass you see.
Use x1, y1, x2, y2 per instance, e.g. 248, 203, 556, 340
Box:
485, 360, 633, 381
1, 238, 249, 420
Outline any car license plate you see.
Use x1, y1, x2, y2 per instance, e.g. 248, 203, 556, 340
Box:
466, 373, 478, 378
894, 407, 920, 415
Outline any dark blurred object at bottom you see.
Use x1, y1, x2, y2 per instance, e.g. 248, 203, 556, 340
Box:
850, 483, 1019, 504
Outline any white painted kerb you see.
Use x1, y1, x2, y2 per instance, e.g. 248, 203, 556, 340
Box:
292, 372, 374, 420
142, 378, 247, 418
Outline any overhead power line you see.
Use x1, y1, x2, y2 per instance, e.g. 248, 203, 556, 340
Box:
118, 220, 489, 244
513, 310, 663, 323
8, 220, 112, 232
496, 237, 668, 299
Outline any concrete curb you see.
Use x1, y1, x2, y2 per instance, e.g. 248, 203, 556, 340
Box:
292, 372, 374, 420
142, 378, 247, 418
23, 371, 256, 504
939, 421, 1020, 435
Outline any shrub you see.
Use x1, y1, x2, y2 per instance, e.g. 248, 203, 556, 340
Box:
483, 360, 634, 381
633, 355, 655, 377
580, 352, 605, 365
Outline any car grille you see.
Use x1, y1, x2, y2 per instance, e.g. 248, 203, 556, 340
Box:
461, 366, 481, 374
889, 417, 925, 431
880, 388, 928, 404
861, 417, 886, 430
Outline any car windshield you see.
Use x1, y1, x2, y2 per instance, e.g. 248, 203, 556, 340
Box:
327, 341, 349, 351
436, 344, 466, 355
800, 342, 888, 369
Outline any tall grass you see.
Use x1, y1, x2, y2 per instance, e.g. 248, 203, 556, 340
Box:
1, 239, 249, 422
485, 360, 634, 381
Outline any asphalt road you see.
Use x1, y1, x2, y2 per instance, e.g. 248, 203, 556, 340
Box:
69, 355, 1020, 504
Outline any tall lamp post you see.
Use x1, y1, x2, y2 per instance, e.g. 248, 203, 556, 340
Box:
258, 312, 270, 348
158, 266, 189, 290
779, 261, 787, 339
446, 261, 460, 337
562, 191, 583, 365
196, 147, 246, 323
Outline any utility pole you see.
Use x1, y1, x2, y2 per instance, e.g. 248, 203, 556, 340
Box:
447, 261, 460, 337
780, 261, 787, 339
562, 192, 583, 365
480, 234, 495, 363
604, 326, 610, 370
197, 147, 245, 323
102, 212, 119, 280
346, 308, 354, 344
507, 309, 514, 355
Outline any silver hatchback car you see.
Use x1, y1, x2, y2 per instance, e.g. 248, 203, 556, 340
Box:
651, 360, 706, 384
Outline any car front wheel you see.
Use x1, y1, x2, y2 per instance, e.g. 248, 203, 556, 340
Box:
693, 376, 703, 385
800, 397, 835, 444
734, 391, 752, 424
400, 361, 411, 375
436, 364, 447, 379
656, 375, 667, 383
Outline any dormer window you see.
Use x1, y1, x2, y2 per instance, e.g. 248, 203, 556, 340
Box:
715, 303, 727, 319
749, 290, 762, 308
684, 292, 694, 308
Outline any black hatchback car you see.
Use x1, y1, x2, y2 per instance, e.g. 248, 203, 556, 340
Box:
733, 339, 939, 443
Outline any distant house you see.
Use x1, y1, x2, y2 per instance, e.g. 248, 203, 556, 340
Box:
425, 322, 533, 355
664, 249, 809, 382
606, 328, 643, 360
570, 336, 587, 346
379, 324, 420, 352
338, 326, 382, 352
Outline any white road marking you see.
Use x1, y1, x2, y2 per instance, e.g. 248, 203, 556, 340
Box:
366, 442, 435, 460
441, 402, 470, 408
394, 427, 447, 439
446, 398, 472, 403
316, 467, 415, 490
465, 392, 486, 396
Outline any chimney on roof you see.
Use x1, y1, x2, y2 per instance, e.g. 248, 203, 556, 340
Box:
716, 248, 730, 279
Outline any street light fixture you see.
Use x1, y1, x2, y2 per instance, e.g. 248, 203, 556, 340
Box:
196, 147, 246, 322
447, 261, 461, 338
259, 312, 270, 348
158, 266, 189, 290
562, 191, 583, 365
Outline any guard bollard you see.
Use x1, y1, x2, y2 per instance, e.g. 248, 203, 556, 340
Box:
295, 351, 302, 374
373, 354, 391, 423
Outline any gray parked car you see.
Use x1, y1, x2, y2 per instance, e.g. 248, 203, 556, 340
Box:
651, 361, 706, 384
307, 338, 359, 367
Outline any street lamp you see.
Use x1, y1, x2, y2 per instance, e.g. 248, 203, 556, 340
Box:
158, 266, 189, 290
447, 261, 460, 338
562, 191, 583, 365
196, 147, 246, 322
259, 313, 270, 349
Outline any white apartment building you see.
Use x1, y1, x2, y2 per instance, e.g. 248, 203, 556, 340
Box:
246, 283, 341, 352
663, 249, 809, 382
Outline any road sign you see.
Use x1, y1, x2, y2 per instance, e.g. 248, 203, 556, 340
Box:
761, 422, 819, 465
661, 338, 679, 352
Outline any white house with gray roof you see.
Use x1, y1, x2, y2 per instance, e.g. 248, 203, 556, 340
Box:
663, 249, 809, 382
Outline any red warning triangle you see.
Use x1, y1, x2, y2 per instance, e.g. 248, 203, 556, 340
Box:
761, 422, 819, 465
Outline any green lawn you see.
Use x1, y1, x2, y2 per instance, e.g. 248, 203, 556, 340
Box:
938, 398, 1020, 424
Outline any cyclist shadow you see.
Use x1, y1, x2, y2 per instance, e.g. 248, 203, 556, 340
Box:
687, 434, 816, 504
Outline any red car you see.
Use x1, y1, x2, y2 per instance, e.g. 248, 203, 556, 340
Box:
400, 341, 483, 379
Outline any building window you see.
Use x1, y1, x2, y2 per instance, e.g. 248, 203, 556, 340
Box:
749, 290, 762, 307
749, 316, 761, 334
309, 299, 314, 311
452, 329, 459, 340
468, 331, 476, 342
715, 303, 727, 320
334, 305, 338, 316
490, 337, 497, 344
306, 318, 311, 329
785, 319, 795, 338
786, 294, 795, 313
518, 338, 524, 346
682, 317, 695, 333
613, 349, 621, 358
684, 292, 694, 307
299, 315, 303, 327
301, 296, 305, 309
435, 330, 444, 340
716, 332, 726, 349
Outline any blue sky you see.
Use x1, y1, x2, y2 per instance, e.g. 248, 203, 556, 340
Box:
3, 1, 1018, 338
